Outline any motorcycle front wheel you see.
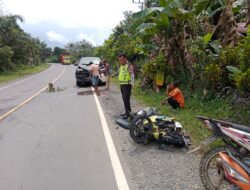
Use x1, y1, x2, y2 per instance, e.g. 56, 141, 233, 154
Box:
130, 115, 153, 143
199, 146, 234, 190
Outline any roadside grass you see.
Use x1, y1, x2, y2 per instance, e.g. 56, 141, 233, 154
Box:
110, 78, 242, 147
0, 64, 50, 84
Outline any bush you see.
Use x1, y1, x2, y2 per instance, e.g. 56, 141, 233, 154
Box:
224, 28, 250, 94
204, 63, 222, 89
238, 27, 250, 72
142, 52, 172, 83
0, 46, 14, 72
46, 55, 59, 63
235, 69, 250, 93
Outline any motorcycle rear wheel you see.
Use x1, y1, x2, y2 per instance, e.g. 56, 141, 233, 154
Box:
130, 115, 153, 143
200, 146, 233, 190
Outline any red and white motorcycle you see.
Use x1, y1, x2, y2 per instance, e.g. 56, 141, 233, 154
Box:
189, 116, 250, 190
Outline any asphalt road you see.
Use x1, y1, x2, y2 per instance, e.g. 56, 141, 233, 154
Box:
0, 64, 119, 190
0, 63, 205, 190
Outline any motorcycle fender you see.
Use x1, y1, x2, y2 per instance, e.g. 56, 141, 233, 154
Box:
219, 152, 250, 188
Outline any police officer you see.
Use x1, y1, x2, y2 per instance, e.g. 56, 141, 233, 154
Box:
118, 53, 135, 119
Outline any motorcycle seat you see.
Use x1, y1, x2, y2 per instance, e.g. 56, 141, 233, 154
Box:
231, 123, 250, 133
213, 119, 250, 133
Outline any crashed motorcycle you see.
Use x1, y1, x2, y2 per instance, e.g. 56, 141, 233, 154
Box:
189, 116, 250, 190
128, 107, 191, 149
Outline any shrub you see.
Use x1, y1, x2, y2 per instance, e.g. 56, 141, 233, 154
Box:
235, 69, 250, 93
0, 46, 14, 72
204, 63, 222, 89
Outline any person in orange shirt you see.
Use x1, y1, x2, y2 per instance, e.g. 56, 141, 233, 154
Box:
160, 82, 185, 109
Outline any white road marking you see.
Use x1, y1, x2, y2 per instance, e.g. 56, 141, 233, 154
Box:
0, 64, 54, 91
92, 87, 129, 190
0, 66, 65, 122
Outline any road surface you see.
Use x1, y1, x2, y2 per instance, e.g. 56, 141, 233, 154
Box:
0, 63, 204, 190
0, 63, 122, 190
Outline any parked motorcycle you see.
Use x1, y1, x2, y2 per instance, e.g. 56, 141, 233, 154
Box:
189, 116, 250, 190
129, 107, 191, 149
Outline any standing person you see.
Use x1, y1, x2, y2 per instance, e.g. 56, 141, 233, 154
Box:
160, 82, 185, 109
88, 61, 100, 96
118, 53, 135, 119
103, 59, 111, 91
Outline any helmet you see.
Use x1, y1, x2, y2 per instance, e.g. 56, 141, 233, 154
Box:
137, 107, 157, 116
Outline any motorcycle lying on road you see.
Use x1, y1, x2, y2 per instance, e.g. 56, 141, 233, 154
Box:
189, 116, 250, 190
128, 107, 191, 150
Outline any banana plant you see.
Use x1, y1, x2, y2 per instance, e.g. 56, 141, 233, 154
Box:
130, 0, 211, 79
200, 0, 249, 47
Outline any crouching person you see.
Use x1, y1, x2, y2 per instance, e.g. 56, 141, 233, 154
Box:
161, 82, 185, 109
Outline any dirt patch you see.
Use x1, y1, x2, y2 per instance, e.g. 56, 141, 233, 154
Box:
77, 89, 108, 96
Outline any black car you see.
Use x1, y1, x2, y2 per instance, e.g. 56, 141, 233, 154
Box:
75, 57, 106, 87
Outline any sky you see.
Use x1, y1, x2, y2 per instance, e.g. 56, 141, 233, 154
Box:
3, 0, 141, 48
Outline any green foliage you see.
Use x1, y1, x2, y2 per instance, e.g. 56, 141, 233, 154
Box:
142, 60, 157, 79
220, 47, 240, 67
142, 52, 170, 79
203, 33, 212, 44
229, 28, 250, 93
216, 29, 250, 94
0, 63, 50, 84
189, 36, 221, 68
46, 55, 59, 63
238, 28, 250, 72
53, 47, 65, 57
154, 52, 166, 70
204, 63, 222, 88
188, 35, 222, 91
0, 15, 50, 72
68, 39, 95, 59
200, 30, 249, 93
0, 46, 14, 72
94, 12, 144, 72
94, 0, 250, 147
96, 0, 249, 97
226, 66, 241, 74
217, 47, 240, 87
234, 69, 250, 93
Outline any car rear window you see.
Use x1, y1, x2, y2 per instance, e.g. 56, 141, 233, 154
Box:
79, 57, 100, 65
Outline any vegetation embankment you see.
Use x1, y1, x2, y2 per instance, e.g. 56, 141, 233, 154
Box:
0, 63, 50, 84
0, 15, 52, 72
111, 77, 249, 146
96, 0, 250, 145
0, 15, 53, 83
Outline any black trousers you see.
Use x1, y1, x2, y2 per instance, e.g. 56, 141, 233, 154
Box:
120, 84, 132, 115
167, 97, 180, 109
